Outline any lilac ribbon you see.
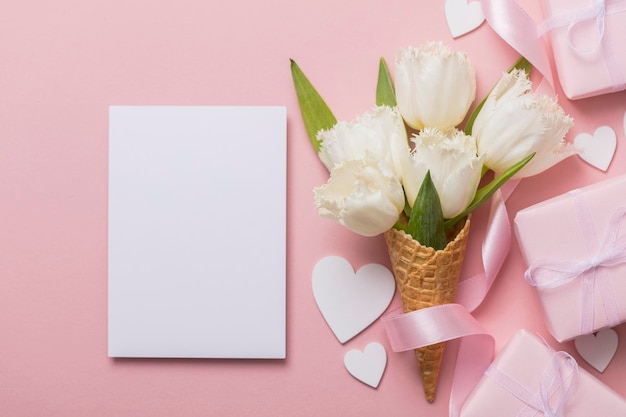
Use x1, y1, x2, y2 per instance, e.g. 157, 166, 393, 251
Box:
485, 351, 578, 417
538, 0, 626, 92
525, 196, 626, 335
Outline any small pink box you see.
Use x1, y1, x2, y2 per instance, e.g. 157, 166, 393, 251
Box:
542, 0, 626, 99
514, 175, 626, 342
461, 329, 626, 417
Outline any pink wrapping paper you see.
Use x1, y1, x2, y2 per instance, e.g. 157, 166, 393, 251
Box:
514, 175, 626, 342
460, 329, 626, 417
542, 0, 626, 99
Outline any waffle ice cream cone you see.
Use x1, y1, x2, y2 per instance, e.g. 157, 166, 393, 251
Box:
383, 217, 470, 403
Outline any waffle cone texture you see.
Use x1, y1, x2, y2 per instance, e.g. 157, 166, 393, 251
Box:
383, 217, 471, 403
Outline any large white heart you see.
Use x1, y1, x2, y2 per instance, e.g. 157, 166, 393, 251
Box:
574, 125, 617, 171
445, 0, 485, 38
312, 256, 395, 343
574, 328, 619, 373
344, 342, 387, 388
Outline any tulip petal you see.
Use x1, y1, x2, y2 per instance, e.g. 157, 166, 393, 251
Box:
395, 42, 476, 130
318, 106, 410, 179
445, 152, 535, 229
313, 156, 404, 237
472, 69, 575, 177
404, 128, 483, 219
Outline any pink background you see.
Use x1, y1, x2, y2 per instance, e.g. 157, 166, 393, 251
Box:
1, 0, 625, 416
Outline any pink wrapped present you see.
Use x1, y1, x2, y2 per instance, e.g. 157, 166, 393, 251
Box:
541, 0, 626, 99
514, 175, 626, 342
461, 329, 626, 417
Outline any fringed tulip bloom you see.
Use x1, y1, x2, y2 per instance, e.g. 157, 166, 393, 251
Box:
403, 128, 484, 219
317, 106, 409, 180
314, 155, 405, 237
472, 69, 576, 178
395, 42, 476, 131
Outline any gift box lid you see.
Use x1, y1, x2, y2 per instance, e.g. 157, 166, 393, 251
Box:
515, 174, 626, 265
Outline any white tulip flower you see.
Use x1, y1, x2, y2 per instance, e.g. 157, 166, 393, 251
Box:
317, 106, 409, 180
472, 69, 576, 178
395, 42, 476, 131
314, 155, 405, 237
403, 128, 484, 219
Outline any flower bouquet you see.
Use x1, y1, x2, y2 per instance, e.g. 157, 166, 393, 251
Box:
291, 42, 576, 402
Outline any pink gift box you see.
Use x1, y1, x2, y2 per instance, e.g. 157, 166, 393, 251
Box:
541, 0, 626, 99
514, 175, 626, 342
461, 329, 626, 417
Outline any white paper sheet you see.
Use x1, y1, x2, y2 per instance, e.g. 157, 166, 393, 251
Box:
108, 106, 286, 359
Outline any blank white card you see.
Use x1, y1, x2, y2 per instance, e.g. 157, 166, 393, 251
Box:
108, 106, 286, 358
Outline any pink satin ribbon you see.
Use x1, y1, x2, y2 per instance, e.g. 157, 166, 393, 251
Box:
383, 304, 495, 417
382, 181, 519, 416
455, 181, 518, 311
480, 0, 555, 87
525, 193, 626, 335
384, 304, 491, 350
485, 351, 578, 417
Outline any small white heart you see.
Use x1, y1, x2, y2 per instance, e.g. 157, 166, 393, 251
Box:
574, 328, 619, 373
312, 256, 395, 344
445, 0, 485, 38
344, 342, 387, 388
574, 125, 617, 171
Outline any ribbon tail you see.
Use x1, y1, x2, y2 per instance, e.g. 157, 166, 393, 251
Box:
382, 304, 495, 417
480, 0, 555, 88
449, 330, 495, 417
456, 181, 518, 312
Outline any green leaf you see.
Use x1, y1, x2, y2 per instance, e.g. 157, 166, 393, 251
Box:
509, 56, 532, 76
290, 59, 337, 153
464, 56, 534, 135
444, 153, 535, 229
407, 171, 447, 250
463, 96, 487, 136
376, 57, 396, 107
393, 221, 408, 233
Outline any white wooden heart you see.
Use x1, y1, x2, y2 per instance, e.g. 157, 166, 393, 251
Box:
574, 125, 617, 171
344, 342, 387, 388
312, 256, 395, 344
574, 328, 619, 373
445, 0, 485, 38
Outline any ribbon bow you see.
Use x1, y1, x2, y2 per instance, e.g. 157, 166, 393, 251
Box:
567, 0, 606, 54
525, 207, 626, 334
538, 0, 611, 55
486, 351, 578, 417
538, 0, 626, 92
